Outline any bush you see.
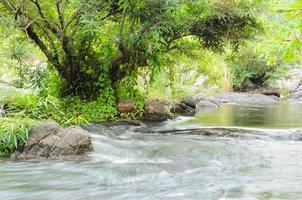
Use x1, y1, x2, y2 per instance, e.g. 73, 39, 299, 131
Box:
228, 46, 286, 91
3, 93, 118, 126
0, 119, 30, 157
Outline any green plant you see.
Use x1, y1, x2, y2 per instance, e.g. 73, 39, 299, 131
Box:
0, 119, 30, 157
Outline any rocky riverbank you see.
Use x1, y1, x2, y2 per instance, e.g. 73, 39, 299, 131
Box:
1, 68, 302, 160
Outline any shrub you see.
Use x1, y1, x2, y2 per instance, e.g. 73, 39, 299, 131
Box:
0, 119, 30, 157
228, 46, 286, 91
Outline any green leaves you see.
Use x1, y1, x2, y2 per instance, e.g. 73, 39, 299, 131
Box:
0, 120, 30, 158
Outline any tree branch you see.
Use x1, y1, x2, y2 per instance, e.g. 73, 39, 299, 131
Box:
29, 0, 60, 35
56, 0, 65, 30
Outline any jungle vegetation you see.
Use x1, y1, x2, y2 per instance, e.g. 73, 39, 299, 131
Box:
0, 0, 302, 156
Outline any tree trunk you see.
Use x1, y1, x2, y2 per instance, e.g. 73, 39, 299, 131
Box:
56, 64, 99, 100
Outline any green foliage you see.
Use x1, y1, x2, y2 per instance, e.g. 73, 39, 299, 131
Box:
59, 97, 117, 125
3, 93, 118, 126
0, 119, 30, 157
228, 44, 287, 91
2, 0, 299, 158
0, 0, 264, 99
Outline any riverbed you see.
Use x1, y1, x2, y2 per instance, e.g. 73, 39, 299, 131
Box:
1, 102, 302, 199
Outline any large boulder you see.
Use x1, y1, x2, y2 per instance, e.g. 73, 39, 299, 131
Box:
117, 100, 136, 113
12, 122, 93, 160
144, 101, 172, 121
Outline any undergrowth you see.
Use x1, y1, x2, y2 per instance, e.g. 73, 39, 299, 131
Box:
0, 119, 30, 157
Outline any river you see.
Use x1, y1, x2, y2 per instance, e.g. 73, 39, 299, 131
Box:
1, 102, 302, 199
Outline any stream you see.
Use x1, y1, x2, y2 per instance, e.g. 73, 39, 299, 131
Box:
1, 102, 302, 199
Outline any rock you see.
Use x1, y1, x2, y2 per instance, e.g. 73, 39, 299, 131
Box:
241, 79, 255, 91
256, 86, 281, 98
289, 130, 302, 141
211, 92, 278, 105
171, 102, 195, 116
195, 100, 220, 113
186, 128, 264, 139
142, 127, 266, 140
13, 122, 93, 160
269, 67, 302, 98
289, 91, 302, 100
183, 97, 199, 109
171, 95, 220, 116
0, 83, 31, 103
102, 119, 144, 127
144, 101, 172, 121
117, 100, 136, 113
0, 74, 22, 88
171, 97, 198, 116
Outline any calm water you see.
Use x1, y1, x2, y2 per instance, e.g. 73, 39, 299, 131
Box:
190, 102, 302, 128
1, 102, 302, 200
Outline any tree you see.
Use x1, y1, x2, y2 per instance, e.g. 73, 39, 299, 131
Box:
0, 0, 263, 99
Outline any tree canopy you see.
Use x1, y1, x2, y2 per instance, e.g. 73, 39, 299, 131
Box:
0, 0, 264, 99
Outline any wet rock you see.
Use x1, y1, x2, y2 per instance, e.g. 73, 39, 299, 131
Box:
290, 91, 302, 100
171, 102, 195, 116
183, 97, 199, 109
171, 97, 197, 116
290, 130, 302, 141
188, 128, 262, 138
211, 92, 278, 105
143, 127, 266, 139
117, 100, 136, 113
195, 100, 220, 113
171, 96, 220, 116
102, 119, 144, 127
13, 122, 93, 160
144, 101, 172, 121
256, 86, 281, 98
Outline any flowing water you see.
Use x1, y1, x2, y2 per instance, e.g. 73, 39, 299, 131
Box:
1, 102, 302, 200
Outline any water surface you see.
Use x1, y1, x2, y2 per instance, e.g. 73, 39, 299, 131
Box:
189, 102, 302, 128
1, 102, 302, 200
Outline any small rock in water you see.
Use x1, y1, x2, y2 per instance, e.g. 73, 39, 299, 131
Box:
290, 130, 302, 141
12, 122, 93, 160
102, 119, 144, 127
